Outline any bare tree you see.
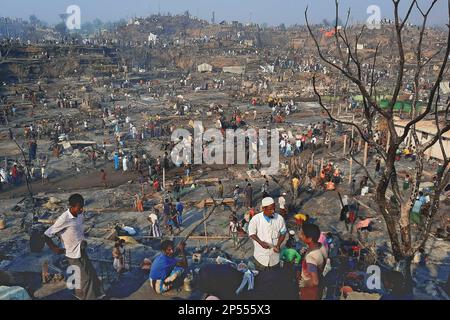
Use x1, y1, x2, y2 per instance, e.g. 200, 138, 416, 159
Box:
305, 0, 450, 286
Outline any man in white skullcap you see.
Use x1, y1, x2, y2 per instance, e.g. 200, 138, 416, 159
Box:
248, 197, 287, 271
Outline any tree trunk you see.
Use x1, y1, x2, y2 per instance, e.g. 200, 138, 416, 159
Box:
395, 256, 414, 294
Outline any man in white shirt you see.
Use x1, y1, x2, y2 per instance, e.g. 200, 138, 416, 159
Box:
279, 139, 286, 154
148, 209, 161, 238
248, 197, 287, 270
0, 168, 6, 191
295, 139, 302, 154
44, 194, 105, 300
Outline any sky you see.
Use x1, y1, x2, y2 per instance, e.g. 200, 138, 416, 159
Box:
0, 0, 448, 26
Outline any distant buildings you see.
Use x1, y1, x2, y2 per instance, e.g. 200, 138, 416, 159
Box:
198, 63, 213, 73
394, 117, 450, 161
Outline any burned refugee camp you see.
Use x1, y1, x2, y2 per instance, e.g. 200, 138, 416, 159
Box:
0, 0, 449, 303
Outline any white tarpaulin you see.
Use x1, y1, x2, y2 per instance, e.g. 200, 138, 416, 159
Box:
440, 82, 450, 95
0, 286, 31, 300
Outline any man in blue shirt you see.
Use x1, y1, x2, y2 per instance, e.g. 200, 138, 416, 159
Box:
175, 198, 184, 226
149, 240, 188, 294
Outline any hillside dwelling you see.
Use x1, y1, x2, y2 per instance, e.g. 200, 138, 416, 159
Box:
394, 117, 450, 161
223, 66, 245, 75
198, 63, 213, 73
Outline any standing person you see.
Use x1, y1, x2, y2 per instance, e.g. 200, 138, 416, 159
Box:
229, 216, 240, 248
113, 153, 120, 171
244, 183, 253, 208
261, 180, 270, 198
0, 167, 6, 191
175, 198, 184, 227
40, 163, 47, 185
149, 240, 187, 295
91, 151, 97, 168
11, 164, 18, 186
411, 191, 426, 225
163, 199, 172, 234
295, 138, 302, 155
112, 239, 127, 273
233, 185, 241, 209
292, 176, 300, 200
148, 209, 161, 238
173, 178, 181, 199
403, 174, 412, 191
135, 194, 144, 212
170, 204, 181, 233
350, 178, 357, 196
29, 140, 37, 162
339, 194, 350, 223
43, 194, 105, 300
184, 163, 191, 178
122, 155, 128, 173
279, 192, 287, 217
153, 179, 160, 192
216, 180, 224, 199
375, 159, 381, 178
248, 197, 287, 271
298, 224, 328, 300
100, 169, 107, 188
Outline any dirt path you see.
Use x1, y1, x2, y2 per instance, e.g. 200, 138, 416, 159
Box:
0, 165, 140, 199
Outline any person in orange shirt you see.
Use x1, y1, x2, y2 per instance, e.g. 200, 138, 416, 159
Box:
320, 169, 326, 180
135, 194, 144, 212
325, 180, 336, 191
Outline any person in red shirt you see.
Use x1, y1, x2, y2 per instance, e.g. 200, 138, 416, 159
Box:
153, 179, 160, 192
11, 164, 18, 185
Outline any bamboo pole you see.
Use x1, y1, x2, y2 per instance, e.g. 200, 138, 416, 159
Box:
386, 130, 391, 152
328, 132, 332, 150
203, 210, 208, 245
163, 167, 166, 189
343, 134, 347, 156
351, 115, 355, 149
349, 157, 353, 184
363, 142, 368, 167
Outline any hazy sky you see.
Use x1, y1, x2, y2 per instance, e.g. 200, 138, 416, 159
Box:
0, 0, 448, 26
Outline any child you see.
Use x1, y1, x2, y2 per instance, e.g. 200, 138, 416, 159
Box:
298, 224, 328, 300
229, 216, 240, 248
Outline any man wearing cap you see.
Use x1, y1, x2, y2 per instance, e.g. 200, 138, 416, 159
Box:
248, 197, 287, 271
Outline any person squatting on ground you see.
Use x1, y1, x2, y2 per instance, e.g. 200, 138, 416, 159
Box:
149, 240, 188, 294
